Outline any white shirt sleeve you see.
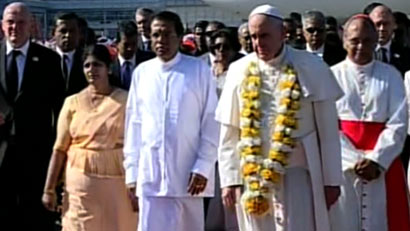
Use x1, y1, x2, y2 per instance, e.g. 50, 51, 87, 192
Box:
366, 70, 408, 170
313, 100, 343, 186
404, 71, 410, 135
123, 69, 142, 185
191, 62, 219, 179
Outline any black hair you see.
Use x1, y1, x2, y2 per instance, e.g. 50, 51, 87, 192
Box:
116, 20, 138, 42
82, 44, 112, 67
152, 11, 184, 37
194, 20, 209, 30
210, 28, 241, 52
363, 2, 384, 15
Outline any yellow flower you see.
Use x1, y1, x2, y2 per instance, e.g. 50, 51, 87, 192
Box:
272, 132, 284, 141
241, 90, 259, 100
285, 110, 297, 117
280, 98, 292, 107
241, 128, 260, 138
241, 146, 262, 157
269, 150, 288, 165
275, 115, 287, 125
279, 81, 295, 90
245, 196, 270, 216
290, 101, 301, 110
247, 76, 261, 87
261, 169, 281, 183
243, 163, 260, 177
282, 137, 295, 147
249, 181, 260, 191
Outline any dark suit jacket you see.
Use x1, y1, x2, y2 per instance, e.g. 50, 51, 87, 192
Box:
110, 50, 155, 90
323, 42, 346, 67
0, 41, 65, 185
65, 49, 88, 96
389, 42, 410, 77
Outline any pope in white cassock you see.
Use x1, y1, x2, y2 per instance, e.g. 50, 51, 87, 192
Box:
330, 14, 410, 231
123, 11, 219, 231
216, 5, 343, 231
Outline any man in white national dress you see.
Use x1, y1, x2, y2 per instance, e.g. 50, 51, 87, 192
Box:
216, 4, 343, 231
330, 14, 410, 231
123, 11, 219, 231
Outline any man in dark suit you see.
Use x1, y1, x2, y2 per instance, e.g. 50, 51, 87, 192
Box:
111, 21, 155, 90
369, 4, 410, 171
302, 10, 346, 66
53, 12, 88, 96
135, 8, 154, 52
0, 3, 65, 230
369, 4, 410, 76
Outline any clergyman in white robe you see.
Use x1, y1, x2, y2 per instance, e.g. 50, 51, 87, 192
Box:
331, 58, 410, 231
123, 52, 219, 231
216, 43, 343, 231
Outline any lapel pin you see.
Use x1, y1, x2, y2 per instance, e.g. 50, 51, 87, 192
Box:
394, 53, 400, 58
32, 57, 39, 62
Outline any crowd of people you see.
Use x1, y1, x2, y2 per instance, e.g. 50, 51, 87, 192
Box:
1, 1, 410, 231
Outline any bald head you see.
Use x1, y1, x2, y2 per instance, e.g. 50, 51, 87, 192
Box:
249, 14, 285, 61
369, 5, 396, 45
2, 2, 32, 48
343, 16, 378, 65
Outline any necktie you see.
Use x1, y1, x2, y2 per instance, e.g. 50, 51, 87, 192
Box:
144, 40, 151, 51
6, 50, 21, 101
121, 61, 132, 90
377, 48, 388, 63
62, 54, 69, 82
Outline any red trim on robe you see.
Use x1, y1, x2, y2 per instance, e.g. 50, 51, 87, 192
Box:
339, 120, 410, 231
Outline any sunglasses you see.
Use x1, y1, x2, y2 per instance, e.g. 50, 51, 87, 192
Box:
211, 43, 231, 51
305, 27, 325, 34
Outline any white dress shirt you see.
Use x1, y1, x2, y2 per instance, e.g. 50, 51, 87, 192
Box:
56, 47, 75, 77
306, 44, 324, 59
123, 52, 219, 197
118, 54, 136, 69
375, 39, 392, 63
6, 40, 30, 90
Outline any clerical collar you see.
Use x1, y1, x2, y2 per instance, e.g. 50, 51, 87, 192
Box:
345, 57, 375, 74
306, 44, 324, 57
260, 44, 286, 67
6, 39, 30, 57
157, 52, 181, 69
118, 54, 136, 67
56, 47, 75, 62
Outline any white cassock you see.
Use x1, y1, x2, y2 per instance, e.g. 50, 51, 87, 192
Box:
404, 71, 410, 187
216, 45, 343, 231
330, 58, 410, 231
123, 52, 219, 231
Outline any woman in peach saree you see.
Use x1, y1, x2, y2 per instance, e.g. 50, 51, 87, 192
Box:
42, 45, 138, 231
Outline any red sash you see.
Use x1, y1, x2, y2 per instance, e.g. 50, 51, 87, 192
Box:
340, 120, 410, 231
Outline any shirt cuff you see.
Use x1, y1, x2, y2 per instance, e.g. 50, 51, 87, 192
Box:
191, 159, 214, 180
125, 167, 137, 185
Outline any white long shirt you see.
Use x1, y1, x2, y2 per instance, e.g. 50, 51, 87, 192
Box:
330, 58, 408, 231
123, 52, 219, 197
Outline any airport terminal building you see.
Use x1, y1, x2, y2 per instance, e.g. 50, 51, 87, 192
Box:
0, 0, 243, 39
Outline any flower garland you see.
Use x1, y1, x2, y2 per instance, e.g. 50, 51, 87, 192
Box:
238, 61, 301, 216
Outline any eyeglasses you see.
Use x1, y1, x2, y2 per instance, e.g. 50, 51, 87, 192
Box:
305, 27, 325, 34
205, 30, 216, 37
211, 43, 231, 51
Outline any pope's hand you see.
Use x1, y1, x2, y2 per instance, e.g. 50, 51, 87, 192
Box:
324, 186, 340, 209
221, 186, 241, 209
187, 173, 208, 196
354, 159, 381, 181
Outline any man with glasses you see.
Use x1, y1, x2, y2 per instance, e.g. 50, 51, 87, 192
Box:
303, 10, 345, 66
124, 11, 219, 231
200, 21, 226, 66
